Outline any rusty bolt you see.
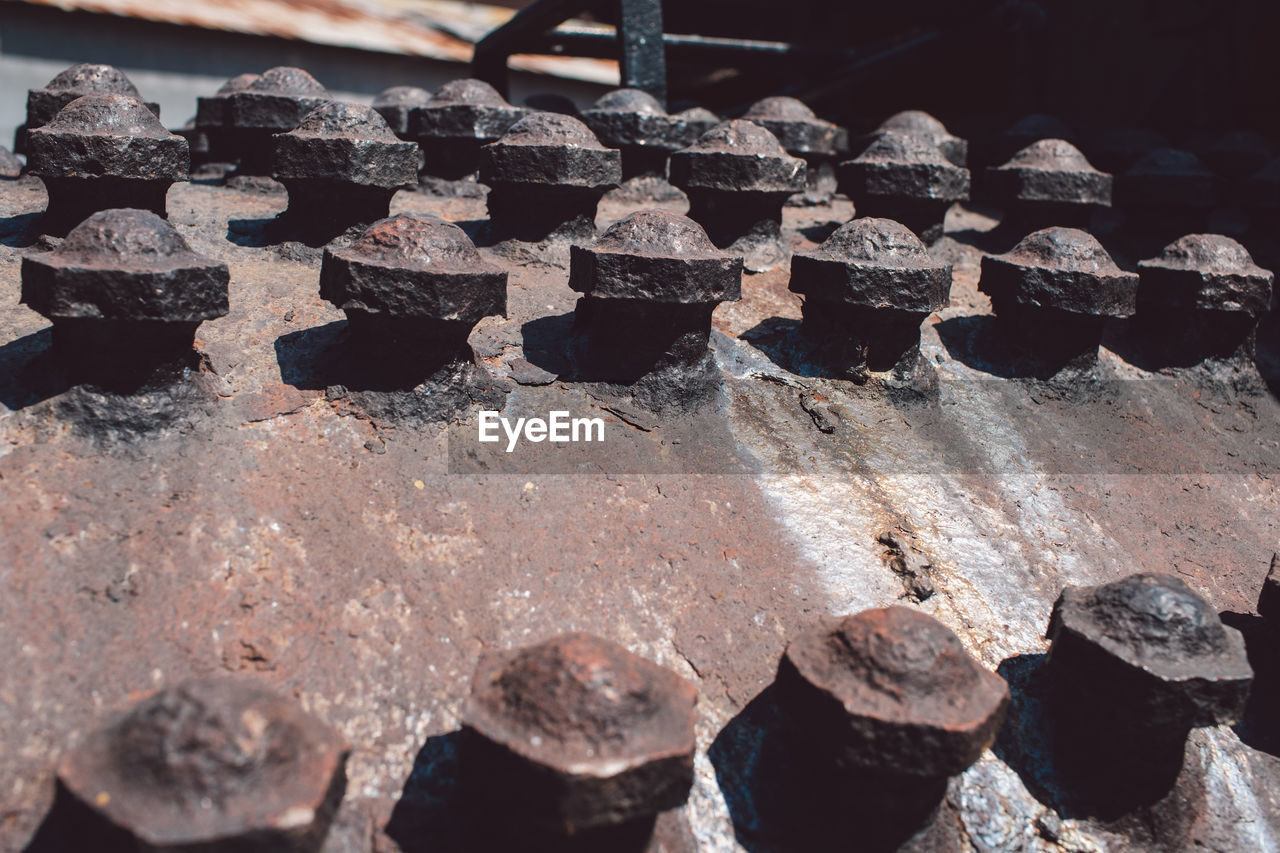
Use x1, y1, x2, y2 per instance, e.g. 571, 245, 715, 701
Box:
567, 209, 741, 396
837, 132, 969, 244
21, 208, 229, 379
479, 112, 621, 241
1083, 127, 1169, 176
789, 217, 952, 379
668, 119, 806, 249
19, 63, 159, 155
581, 88, 719, 180
407, 78, 526, 180
867, 110, 967, 167
743, 96, 847, 201
271, 101, 419, 244
985, 139, 1112, 234
461, 633, 698, 834
26, 94, 189, 236
0, 145, 21, 180
223, 66, 332, 175
1259, 553, 1280, 622
1116, 148, 1217, 235
989, 113, 1076, 167
1135, 234, 1273, 365
980, 227, 1137, 371
775, 606, 1010, 779
372, 85, 432, 138
193, 72, 261, 165
57, 677, 348, 852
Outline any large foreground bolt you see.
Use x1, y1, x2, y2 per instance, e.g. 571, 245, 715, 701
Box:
1116, 148, 1217, 236
980, 227, 1138, 372
1135, 235, 1273, 366
985, 139, 1112, 235
864, 109, 967, 166
21, 208, 228, 381
272, 101, 418, 244
567, 210, 741, 403
789, 217, 951, 380
461, 633, 698, 841
668, 119, 806, 249
223, 66, 331, 175
837, 132, 969, 243
742, 96, 847, 200
581, 88, 718, 180
479, 113, 621, 241
19, 63, 159, 155
56, 677, 348, 852
1045, 573, 1252, 811
319, 213, 506, 385
407, 79, 526, 180
193, 72, 261, 165
26, 94, 188, 235
372, 85, 432, 139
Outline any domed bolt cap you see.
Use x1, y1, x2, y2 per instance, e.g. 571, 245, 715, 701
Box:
372, 85, 432, 137
195, 73, 261, 131
872, 110, 967, 166
24, 63, 159, 148
26, 95, 189, 233
986, 139, 1112, 227
581, 89, 715, 178
776, 607, 1010, 779
406, 79, 526, 179
57, 678, 348, 852
1047, 573, 1253, 731
837, 132, 970, 243
742, 96, 848, 158
993, 113, 1076, 164
1137, 234, 1273, 316
461, 633, 698, 833
223, 67, 331, 174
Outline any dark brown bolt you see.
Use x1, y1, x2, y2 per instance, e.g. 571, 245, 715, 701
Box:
668, 119, 806, 249
742, 96, 847, 200
20, 208, 229, 383
192, 72, 261, 165
460, 632, 698, 840
1135, 234, 1273, 366
407, 78, 526, 180
26, 94, 189, 236
223, 66, 332, 175
567, 209, 742, 405
837, 131, 970, 244
319, 213, 507, 384
581, 88, 718, 180
1083, 127, 1170, 176
478, 113, 622, 241
1260, 553, 1280, 624
1045, 573, 1253, 808
372, 85, 432, 139
55, 677, 348, 852
1116, 148, 1218, 237
969, 113, 1076, 203
19, 63, 159, 155
985, 139, 1112, 236
0, 145, 21, 179
271, 101, 419, 245
980, 227, 1137, 372
860, 109, 967, 167
789, 217, 952, 380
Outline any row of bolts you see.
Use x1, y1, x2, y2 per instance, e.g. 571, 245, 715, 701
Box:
8, 65, 1278, 388
42, 567, 1274, 851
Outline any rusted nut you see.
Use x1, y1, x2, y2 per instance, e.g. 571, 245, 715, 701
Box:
1259, 553, 1280, 623
864, 110, 967, 167
743, 96, 846, 201
790, 218, 952, 378
568, 210, 741, 392
20, 63, 159, 155
223, 66, 331, 175
837, 132, 969, 244
980, 227, 1137, 371
193, 72, 261, 165
775, 606, 1010, 779
372, 85, 432, 138
21, 208, 229, 378
985, 139, 1112, 233
320, 213, 506, 374
26, 94, 189, 236
1116, 148, 1217, 234
479, 113, 621, 241
1084, 128, 1169, 175
581, 88, 718, 180
668, 119, 806, 248
57, 677, 348, 852
461, 632, 698, 834
0, 145, 21, 179
1046, 573, 1252, 734
407, 79, 526, 180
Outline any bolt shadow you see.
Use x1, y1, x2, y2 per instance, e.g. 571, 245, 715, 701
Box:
518, 311, 575, 379
226, 216, 274, 247
23, 780, 136, 852
1221, 611, 1280, 758
0, 211, 41, 247
935, 315, 1103, 380
0, 328, 72, 411
738, 318, 832, 379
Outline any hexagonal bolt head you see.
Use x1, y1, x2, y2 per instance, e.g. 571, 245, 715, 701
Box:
21, 208, 229, 377
407, 79, 526, 180
21, 63, 159, 154
271, 101, 418, 244
461, 633, 698, 835
479, 113, 621, 241
193, 73, 262, 164
776, 606, 1010, 780
669, 120, 806, 248
26, 94, 189, 235
567, 209, 741, 386
223, 67, 332, 175
582, 89, 718, 179
980, 227, 1137, 371
320, 213, 506, 368
790, 217, 952, 377
837, 132, 969, 244
1135, 234, 1274, 364
56, 677, 349, 852
742, 96, 848, 159
985, 139, 1112, 233
865, 110, 967, 167
372, 85, 432, 138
